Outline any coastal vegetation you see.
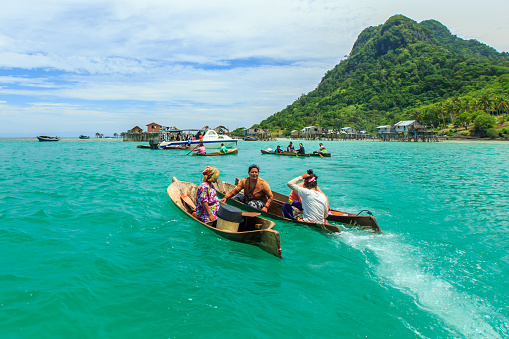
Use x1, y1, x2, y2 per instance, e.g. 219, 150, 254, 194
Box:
257, 15, 509, 139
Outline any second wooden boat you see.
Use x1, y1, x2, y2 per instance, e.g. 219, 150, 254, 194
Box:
214, 179, 382, 233
260, 149, 331, 157
192, 148, 238, 156
168, 177, 283, 258
213, 179, 341, 233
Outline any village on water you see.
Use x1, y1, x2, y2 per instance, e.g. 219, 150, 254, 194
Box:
119, 120, 441, 144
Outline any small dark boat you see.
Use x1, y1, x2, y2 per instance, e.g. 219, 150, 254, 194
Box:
192, 148, 238, 156
243, 136, 258, 141
79, 135, 90, 139
137, 145, 151, 149
214, 179, 382, 233
260, 149, 331, 157
213, 179, 341, 233
37, 136, 60, 142
168, 178, 283, 258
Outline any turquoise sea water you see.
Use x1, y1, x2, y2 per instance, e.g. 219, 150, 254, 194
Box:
1, 138, 508, 338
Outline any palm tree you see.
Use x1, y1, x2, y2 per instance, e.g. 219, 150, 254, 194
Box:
478, 93, 493, 115
495, 96, 508, 118
113, 133, 118, 138
95, 132, 100, 138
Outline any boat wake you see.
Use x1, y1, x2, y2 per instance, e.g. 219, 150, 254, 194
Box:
334, 231, 508, 339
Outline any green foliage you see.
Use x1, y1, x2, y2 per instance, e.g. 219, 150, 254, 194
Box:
473, 114, 497, 137
486, 128, 499, 138
258, 15, 509, 132
231, 128, 245, 136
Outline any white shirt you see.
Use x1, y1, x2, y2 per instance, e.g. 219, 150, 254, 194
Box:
287, 176, 328, 223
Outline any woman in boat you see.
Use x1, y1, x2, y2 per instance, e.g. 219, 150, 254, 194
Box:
313, 143, 327, 154
193, 141, 206, 155
288, 170, 330, 211
297, 143, 305, 155
196, 166, 221, 222
219, 164, 273, 212
283, 172, 328, 223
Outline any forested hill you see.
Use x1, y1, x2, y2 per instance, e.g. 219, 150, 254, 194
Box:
258, 15, 509, 134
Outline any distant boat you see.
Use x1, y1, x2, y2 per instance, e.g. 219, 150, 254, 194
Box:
79, 135, 90, 139
159, 129, 237, 149
37, 136, 60, 142
192, 148, 238, 156
260, 149, 331, 157
243, 136, 258, 141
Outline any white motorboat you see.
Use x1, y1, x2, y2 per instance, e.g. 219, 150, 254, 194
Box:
158, 129, 238, 149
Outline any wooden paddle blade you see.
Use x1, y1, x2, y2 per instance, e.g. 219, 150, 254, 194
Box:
241, 212, 261, 217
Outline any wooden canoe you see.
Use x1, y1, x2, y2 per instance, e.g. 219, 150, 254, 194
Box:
168, 177, 283, 258
192, 148, 238, 156
212, 179, 341, 233
137, 144, 194, 149
214, 179, 382, 233
260, 149, 331, 157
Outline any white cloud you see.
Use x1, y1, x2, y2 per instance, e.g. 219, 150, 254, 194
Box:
0, 0, 508, 136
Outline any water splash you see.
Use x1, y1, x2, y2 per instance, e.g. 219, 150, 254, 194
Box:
337, 231, 508, 339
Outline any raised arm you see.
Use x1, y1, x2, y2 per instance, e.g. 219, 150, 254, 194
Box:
287, 176, 303, 193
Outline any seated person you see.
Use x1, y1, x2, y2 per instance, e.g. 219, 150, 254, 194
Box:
274, 145, 283, 153
297, 143, 305, 154
289, 170, 330, 211
219, 143, 228, 153
219, 164, 273, 212
283, 172, 328, 223
313, 143, 327, 154
196, 166, 221, 222
193, 142, 206, 154
287, 142, 295, 153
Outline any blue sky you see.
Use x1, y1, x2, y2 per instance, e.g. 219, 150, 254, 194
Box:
1, 0, 508, 137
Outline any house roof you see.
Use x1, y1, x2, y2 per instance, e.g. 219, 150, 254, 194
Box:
377, 125, 392, 129
394, 120, 416, 126
146, 122, 162, 126
341, 127, 354, 130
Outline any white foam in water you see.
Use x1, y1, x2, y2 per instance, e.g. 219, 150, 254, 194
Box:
337, 231, 507, 339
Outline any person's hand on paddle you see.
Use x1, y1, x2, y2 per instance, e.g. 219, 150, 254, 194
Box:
261, 206, 268, 212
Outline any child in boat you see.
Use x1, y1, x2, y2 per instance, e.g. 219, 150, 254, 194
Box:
283, 172, 328, 223
274, 146, 283, 153
219, 143, 228, 153
196, 166, 221, 222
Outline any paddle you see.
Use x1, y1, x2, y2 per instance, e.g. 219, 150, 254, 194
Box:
186, 145, 199, 155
